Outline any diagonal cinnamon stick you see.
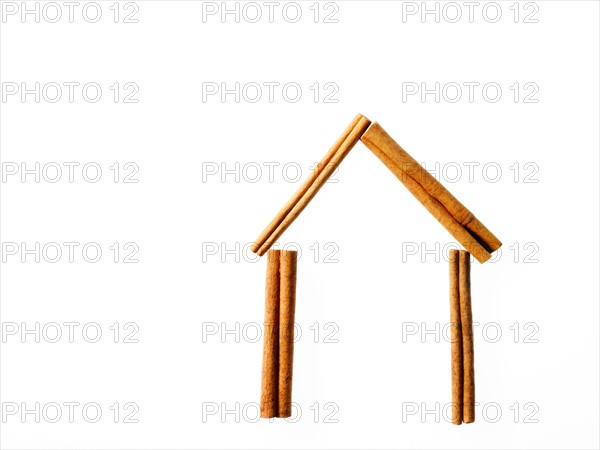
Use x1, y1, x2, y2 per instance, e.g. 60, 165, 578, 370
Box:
361, 123, 501, 263
278, 250, 297, 418
260, 250, 280, 418
365, 134, 492, 263
459, 250, 475, 423
449, 249, 463, 425
252, 114, 371, 257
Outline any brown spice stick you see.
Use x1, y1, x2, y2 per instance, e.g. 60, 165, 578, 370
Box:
277, 250, 297, 418
459, 250, 475, 423
250, 114, 362, 255
449, 249, 463, 425
260, 250, 280, 418
252, 114, 372, 256
364, 131, 492, 263
361, 123, 501, 258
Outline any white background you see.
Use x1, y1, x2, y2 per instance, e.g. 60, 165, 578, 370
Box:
1, 1, 599, 449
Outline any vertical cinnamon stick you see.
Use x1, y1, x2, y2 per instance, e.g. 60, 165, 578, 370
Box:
459, 250, 475, 423
361, 123, 501, 262
449, 249, 463, 425
252, 114, 371, 257
260, 250, 280, 418
278, 250, 297, 418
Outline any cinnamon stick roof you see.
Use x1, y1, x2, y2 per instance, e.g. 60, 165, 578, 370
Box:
251, 113, 501, 263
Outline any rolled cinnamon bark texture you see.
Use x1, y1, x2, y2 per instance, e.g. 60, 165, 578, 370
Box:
459, 251, 475, 423
448, 249, 475, 424
251, 114, 371, 257
260, 250, 281, 418
449, 249, 463, 425
278, 250, 297, 418
361, 123, 501, 263
259, 249, 298, 419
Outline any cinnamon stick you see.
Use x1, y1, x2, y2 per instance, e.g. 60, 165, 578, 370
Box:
361, 123, 501, 262
260, 250, 280, 418
449, 249, 463, 425
459, 250, 475, 423
365, 136, 492, 263
260, 250, 298, 419
278, 250, 297, 418
252, 114, 372, 256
